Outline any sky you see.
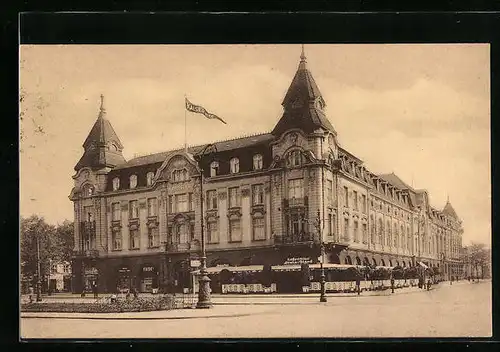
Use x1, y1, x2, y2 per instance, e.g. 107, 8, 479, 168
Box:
19, 44, 490, 246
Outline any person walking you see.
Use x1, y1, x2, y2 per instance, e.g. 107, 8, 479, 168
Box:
356, 277, 361, 296
92, 281, 98, 299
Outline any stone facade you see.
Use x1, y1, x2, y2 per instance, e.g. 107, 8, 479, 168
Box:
69, 49, 464, 293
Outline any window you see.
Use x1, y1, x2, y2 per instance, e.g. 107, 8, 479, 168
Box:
130, 175, 138, 189
353, 191, 358, 211
287, 150, 302, 167
393, 223, 398, 247
168, 195, 174, 213
207, 221, 219, 243
252, 217, 265, 241
288, 179, 304, 200
344, 218, 349, 240
148, 227, 159, 248
112, 228, 122, 250
206, 190, 218, 210
362, 195, 367, 213
362, 223, 368, 244
332, 214, 336, 238
82, 184, 94, 197
129, 200, 139, 219
189, 193, 194, 211
253, 154, 263, 170
146, 172, 154, 186
210, 161, 219, 177
129, 228, 139, 249
175, 194, 188, 213
252, 184, 264, 205
112, 177, 120, 191
326, 213, 332, 236
229, 218, 242, 242
172, 169, 189, 182
112, 202, 121, 221
147, 198, 157, 217
230, 158, 239, 174
228, 187, 241, 208
378, 218, 384, 244
370, 215, 375, 243
386, 220, 391, 246
344, 186, 349, 207
326, 180, 333, 205
353, 220, 359, 242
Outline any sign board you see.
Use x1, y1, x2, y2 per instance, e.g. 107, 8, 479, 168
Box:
190, 260, 201, 268
142, 266, 155, 272
118, 267, 131, 274
216, 264, 230, 268
85, 268, 98, 275
284, 257, 312, 265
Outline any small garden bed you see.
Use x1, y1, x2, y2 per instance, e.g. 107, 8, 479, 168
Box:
21, 295, 177, 313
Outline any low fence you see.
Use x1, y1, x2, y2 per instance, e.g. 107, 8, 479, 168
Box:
21, 295, 178, 313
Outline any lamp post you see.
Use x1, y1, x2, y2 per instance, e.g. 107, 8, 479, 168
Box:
194, 144, 216, 309
35, 234, 42, 302
315, 209, 327, 303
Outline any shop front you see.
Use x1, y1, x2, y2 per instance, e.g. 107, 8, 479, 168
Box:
116, 265, 134, 292
140, 264, 159, 293
84, 266, 99, 292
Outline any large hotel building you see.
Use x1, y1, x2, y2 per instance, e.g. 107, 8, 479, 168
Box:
70, 49, 464, 293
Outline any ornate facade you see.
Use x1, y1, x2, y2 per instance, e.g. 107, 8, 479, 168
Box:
70, 49, 463, 293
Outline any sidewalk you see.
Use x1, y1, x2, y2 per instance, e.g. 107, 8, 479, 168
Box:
21, 304, 274, 320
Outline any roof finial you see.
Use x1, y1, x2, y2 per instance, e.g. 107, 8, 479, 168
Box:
447, 194, 450, 203
300, 44, 306, 62
98, 94, 106, 119
100, 94, 105, 112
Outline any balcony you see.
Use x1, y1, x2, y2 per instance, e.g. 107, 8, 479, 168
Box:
166, 241, 201, 253
283, 196, 308, 208
274, 233, 318, 245
74, 249, 100, 258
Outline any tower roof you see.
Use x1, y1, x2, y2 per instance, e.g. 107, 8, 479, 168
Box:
272, 45, 336, 136
442, 199, 459, 219
74, 95, 126, 171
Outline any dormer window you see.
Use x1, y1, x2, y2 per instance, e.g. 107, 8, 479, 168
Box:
129, 175, 138, 189
210, 161, 219, 177
230, 158, 239, 174
146, 172, 154, 186
253, 154, 263, 171
112, 177, 120, 191
291, 98, 303, 108
172, 169, 189, 182
287, 150, 302, 167
82, 184, 94, 197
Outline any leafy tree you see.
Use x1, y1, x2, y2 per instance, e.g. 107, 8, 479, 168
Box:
53, 220, 74, 263
465, 242, 490, 280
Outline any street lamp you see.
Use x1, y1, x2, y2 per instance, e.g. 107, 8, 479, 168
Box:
35, 234, 42, 302
193, 144, 216, 309
315, 209, 327, 303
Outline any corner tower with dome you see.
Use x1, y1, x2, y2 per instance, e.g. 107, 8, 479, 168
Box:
69, 48, 463, 294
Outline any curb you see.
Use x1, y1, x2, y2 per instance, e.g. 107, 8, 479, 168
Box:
20, 312, 260, 321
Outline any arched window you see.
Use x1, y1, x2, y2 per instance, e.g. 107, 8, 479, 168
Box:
401, 224, 405, 250
356, 257, 361, 265
370, 215, 376, 244
287, 150, 302, 167
112, 177, 120, 191
381, 259, 386, 267
253, 154, 263, 171
82, 184, 94, 197
230, 158, 239, 174
210, 161, 219, 177
372, 258, 377, 266
129, 174, 138, 189
146, 172, 154, 186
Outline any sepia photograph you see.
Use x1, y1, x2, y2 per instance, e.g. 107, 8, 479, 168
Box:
19, 43, 491, 339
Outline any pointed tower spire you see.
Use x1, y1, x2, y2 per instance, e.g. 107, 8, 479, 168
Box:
272, 45, 335, 136
74, 94, 126, 171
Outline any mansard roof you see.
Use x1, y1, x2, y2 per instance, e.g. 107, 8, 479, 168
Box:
114, 132, 273, 170
379, 172, 413, 191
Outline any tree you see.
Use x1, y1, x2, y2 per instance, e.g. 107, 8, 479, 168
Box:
20, 215, 56, 282
466, 242, 490, 280
20, 216, 75, 282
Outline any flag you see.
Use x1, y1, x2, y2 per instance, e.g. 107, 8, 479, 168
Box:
185, 98, 227, 124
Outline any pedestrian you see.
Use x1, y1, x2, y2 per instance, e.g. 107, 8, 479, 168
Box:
132, 287, 138, 299
125, 288, 131, 301
427, 278, 431, 291
356, 277, 361, 296
28, 286, 34, 303
390, 277, 395, 293
92, 282, 98, 299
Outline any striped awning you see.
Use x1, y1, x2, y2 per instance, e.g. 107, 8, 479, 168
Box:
192, 265, 264, 275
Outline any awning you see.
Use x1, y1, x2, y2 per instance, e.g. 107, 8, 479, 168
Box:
192, 265, 264, 275
271, 265, 301, 272
309, 264, 361, 269
418, 262, 429, 269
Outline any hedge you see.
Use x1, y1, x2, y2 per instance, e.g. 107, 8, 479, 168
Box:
21, 295, 177, 313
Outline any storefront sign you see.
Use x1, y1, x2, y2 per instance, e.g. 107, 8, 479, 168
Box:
118, 267, 131, 274
284, 257, 312, 265
190, 260, 201, 268
216, 264, 230, 268
142, 266, 155, 272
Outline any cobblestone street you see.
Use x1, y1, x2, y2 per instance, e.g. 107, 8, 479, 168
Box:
20, 280, 491, 339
